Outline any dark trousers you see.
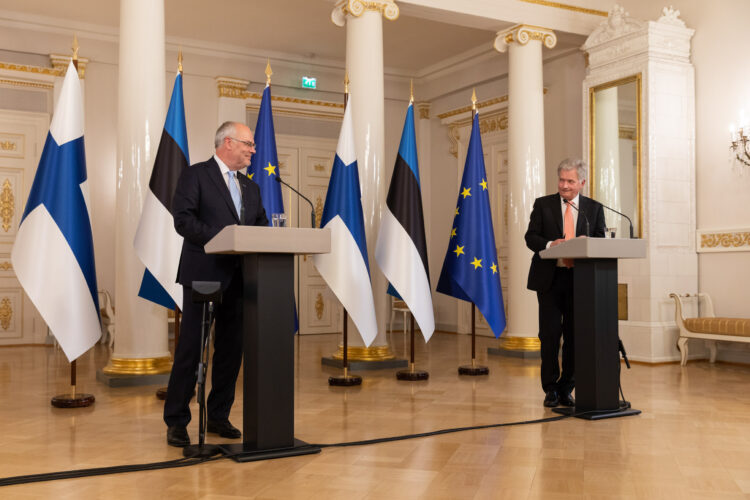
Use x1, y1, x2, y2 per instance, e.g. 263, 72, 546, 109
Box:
536, 267, 575, 395
164, 273, 244, 427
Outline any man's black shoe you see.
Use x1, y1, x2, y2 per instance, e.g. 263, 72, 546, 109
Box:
167, 425, 190, 447
543, 390, 560, 407
207, 420, 242, 439
559, 393, 575, 407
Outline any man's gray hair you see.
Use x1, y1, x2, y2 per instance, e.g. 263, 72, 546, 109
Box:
557, 158, 587, 183
214, 121, 239, 149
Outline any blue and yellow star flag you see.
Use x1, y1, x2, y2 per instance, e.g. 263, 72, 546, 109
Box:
436, 112, 506, 338
248, 84, 284, 224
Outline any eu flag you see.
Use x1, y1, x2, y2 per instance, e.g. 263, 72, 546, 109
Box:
248, 85, 284, 224
436, 112, 506, 338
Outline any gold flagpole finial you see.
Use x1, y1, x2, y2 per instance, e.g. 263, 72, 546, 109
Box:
72, 34, 79, 61
265, 59, 272, 85
344, 71, 349, 94
471, 88, 477, 111
178, 50, 183, 74
409, 79, 414, 104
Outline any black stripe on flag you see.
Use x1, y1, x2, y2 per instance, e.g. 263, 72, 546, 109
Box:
386, 153, 429, 280
149, 129, 188, 215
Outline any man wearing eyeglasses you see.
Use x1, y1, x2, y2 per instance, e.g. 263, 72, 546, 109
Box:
164, 121, 268, 447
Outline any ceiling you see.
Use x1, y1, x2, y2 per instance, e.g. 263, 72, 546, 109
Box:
0, 0, 585, 74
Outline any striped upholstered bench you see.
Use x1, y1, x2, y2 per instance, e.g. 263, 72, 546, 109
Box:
669, 293, 750, 365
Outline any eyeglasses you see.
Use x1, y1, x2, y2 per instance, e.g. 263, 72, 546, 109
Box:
229, 137, 256, 149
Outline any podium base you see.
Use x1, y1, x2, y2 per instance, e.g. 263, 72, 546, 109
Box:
458, 365, 489, 376
552, 405, 641, 420
183, 443, 223, 458
328, 374, 362, 386
219, 439, 321, 463
51, 393, 94, 408
396, 369, 429, 381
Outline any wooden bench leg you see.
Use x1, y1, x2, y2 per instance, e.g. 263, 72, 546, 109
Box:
678, 337, 689, 366
706, 340, 717, 363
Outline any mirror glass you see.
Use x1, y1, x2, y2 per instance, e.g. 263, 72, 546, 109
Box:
589, 74, 641, 238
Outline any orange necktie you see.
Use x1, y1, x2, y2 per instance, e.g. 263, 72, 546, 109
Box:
563, 202, 574, 268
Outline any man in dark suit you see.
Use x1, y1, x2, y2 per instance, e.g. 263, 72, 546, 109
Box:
525, 159, 606, 408
165, 121, 268, 447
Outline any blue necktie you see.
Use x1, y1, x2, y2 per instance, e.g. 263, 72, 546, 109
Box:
227, 171, 241, 219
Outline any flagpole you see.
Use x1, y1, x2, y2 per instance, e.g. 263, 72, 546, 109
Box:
396, 80, 429, 382
51, 36, 96, 408
329, 71, 362, 387
458, 90, 489, 377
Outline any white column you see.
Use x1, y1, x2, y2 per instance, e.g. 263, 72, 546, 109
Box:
594, 86, 621, 233
332, 0, 398, 358
104, 0, 170, 376
494, 25, 557, 351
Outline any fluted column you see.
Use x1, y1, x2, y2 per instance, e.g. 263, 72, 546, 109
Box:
103, 0, 170, 378
331, 0, 399, 359
494, 25, 556, 353
593, 86, 621, 233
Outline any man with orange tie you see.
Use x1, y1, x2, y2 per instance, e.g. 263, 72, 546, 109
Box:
525, 159, 606, 408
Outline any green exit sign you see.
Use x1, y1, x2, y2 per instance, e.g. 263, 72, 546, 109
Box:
301, 76, 317, 89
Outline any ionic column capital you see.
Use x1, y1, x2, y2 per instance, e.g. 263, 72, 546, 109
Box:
493, 25, 557, 53
331, 0, 399, 27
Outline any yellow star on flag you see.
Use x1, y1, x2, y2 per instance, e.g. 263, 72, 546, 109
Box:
471, 257, 482, 269
461, 187, 471, 199
453, 245, 465, 257
264, 162, 277, 176
450, 227, 457, 238
248, 172, 254, 180
455, 206, 460, 215
480, 179, 488, 190
491, 262, 498, 274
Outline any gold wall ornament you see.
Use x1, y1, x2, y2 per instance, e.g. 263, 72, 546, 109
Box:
698, 230, 750, 253
446, 111, 508, 158
0, 297, 11, 331
0, 61, 60, 77
0, 179, 14, 232
518, 0, 607, 17
216, 76, 250, 99
415, 102, 430, 120
314, 164, 326, 172
315, 293, 324, 320
0, 141, 16, 151
331, 0, 399, 27
494, 25, 557, 53
49, 54, 88, 79
0, 261, 11, 271
0, 77, 54, 91
314, 196, 323, 228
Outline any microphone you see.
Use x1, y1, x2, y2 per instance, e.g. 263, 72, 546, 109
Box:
563, 199, 590, 237
275, 175, 316, 228
599, 203, 635, 239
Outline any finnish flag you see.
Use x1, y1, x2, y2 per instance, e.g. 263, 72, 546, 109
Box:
11, 60, 101, 361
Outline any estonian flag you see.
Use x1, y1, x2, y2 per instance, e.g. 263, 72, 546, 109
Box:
11, 60, 101, 361
134, 71, 188, 310
312, 99, 377, 346
375, 102, 434, 341
436, 112, 506, 338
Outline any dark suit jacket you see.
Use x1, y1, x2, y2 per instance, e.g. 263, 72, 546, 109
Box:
525, 193, 606, 292
173, 156, 268, 290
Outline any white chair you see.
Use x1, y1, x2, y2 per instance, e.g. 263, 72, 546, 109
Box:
389, 297, 411, 334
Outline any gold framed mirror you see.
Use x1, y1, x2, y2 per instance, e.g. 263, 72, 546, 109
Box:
589, 73, 642, 238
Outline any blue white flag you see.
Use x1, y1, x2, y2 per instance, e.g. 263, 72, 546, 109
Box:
248, 84, 284, 225
436, 112, 506, 338
11, 60, 101, 361
375, 102, 434, 341
134, 71, 188, 310
312, 100, 377, 346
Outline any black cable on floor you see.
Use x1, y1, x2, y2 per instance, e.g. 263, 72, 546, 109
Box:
0, 411, 589, 487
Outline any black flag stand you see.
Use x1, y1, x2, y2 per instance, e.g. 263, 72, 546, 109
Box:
329, 311, 362, 386
396, 315, 429, 381
458, 304, 489, 376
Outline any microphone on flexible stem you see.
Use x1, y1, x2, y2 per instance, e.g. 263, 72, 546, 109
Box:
563, 199, 590, 237
275, 175, 316, 228
600, 203, 635, 239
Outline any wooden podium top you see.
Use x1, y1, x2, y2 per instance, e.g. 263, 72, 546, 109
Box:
205, 226, 331, 255
540, 237, 647, 260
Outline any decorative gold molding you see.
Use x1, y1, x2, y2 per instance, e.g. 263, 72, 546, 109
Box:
415, 102, 430, 120
445, 111, 508, 158
315, 293, 324, 320
496, 336, 541, 352
216, 76, 250, 99
332, 344, 395, 361
102, 356, 173, 375
0, 141, 16, 151
518, 0, 608, 17
0, 78, 54, 91
0, 261, 12, 271
698, 230, 750, 253
494, 24, 557, 53
619, 125, 636, 141
49, 54, 88, 79
332, 0, 399, 27
314, 164, 326, 172
0, 61, 60, 77
0, 297, 12, 331
438, 95, 509, 120
0, 179, 14, 232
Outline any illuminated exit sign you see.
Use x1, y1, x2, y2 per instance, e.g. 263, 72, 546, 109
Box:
301, 76, 317, 89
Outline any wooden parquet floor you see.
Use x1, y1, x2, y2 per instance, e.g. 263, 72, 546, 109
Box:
1, 332, 750, 499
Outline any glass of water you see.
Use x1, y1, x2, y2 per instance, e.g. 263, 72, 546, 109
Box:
272, 213, 287, 227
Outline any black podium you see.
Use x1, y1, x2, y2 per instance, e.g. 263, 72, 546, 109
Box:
205, 225, 330, 461
540, 238, 646, 420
